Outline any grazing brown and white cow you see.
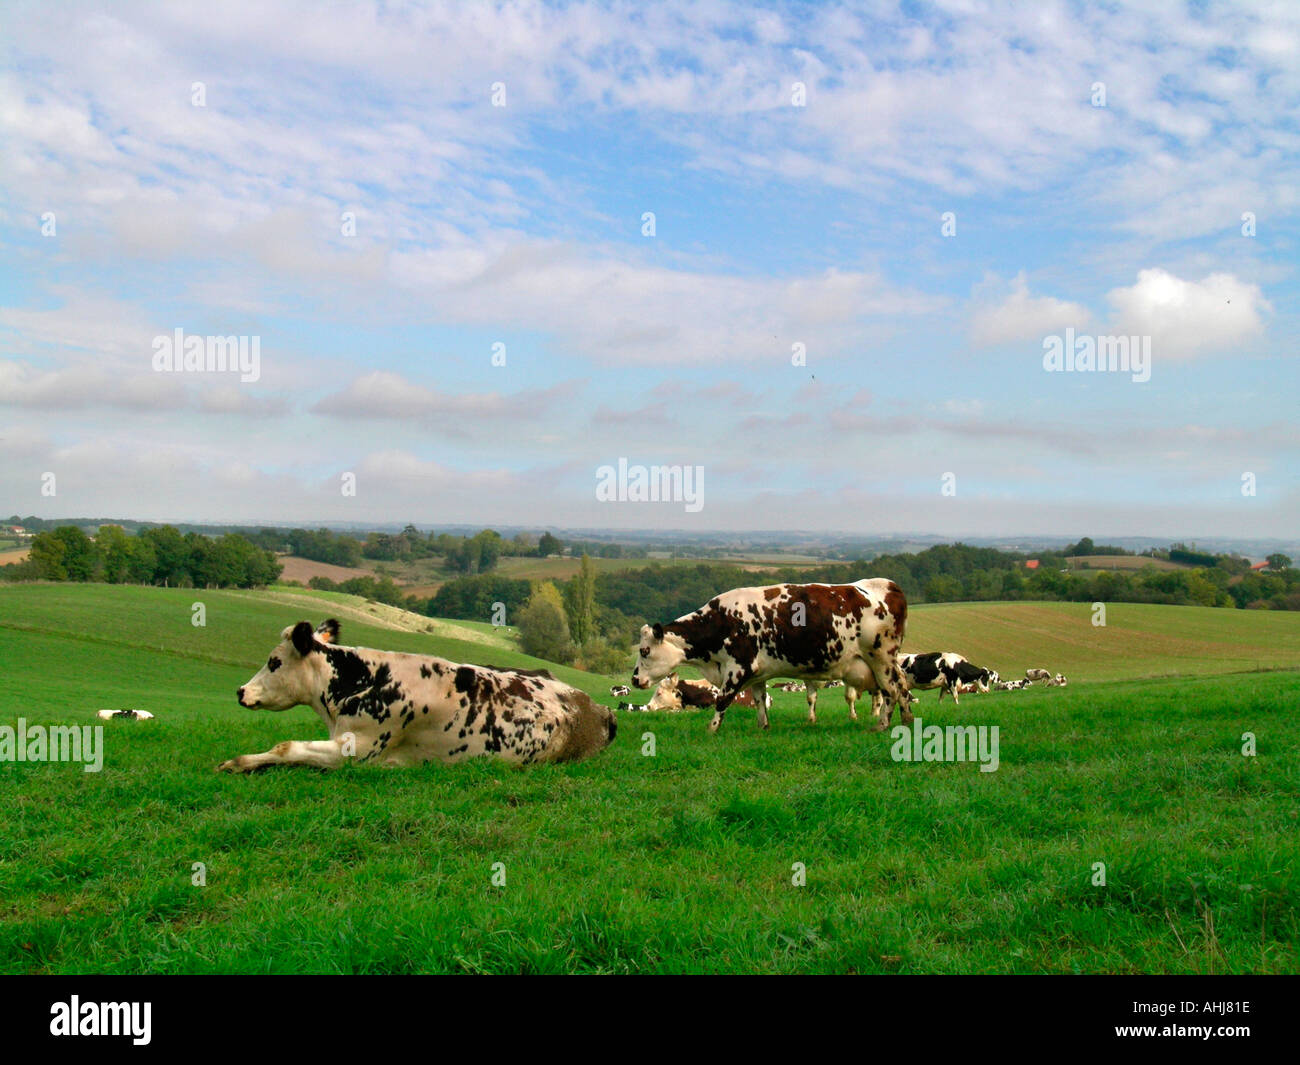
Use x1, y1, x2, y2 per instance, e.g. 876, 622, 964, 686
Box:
632, 579, 910, 733
221, 619, 616, 772
1025, 668, 1052, 682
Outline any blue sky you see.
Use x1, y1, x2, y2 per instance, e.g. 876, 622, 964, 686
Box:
0, 0, 1296, 537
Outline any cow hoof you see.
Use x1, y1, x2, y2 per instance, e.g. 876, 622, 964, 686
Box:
217, 756, 258, 773
870, 720, 889, 733
901, 711, 915, 726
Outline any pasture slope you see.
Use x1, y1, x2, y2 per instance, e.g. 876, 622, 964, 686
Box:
0, 584, 1297, 974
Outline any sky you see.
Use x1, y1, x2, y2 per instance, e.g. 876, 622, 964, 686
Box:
1, 0, 1296, 538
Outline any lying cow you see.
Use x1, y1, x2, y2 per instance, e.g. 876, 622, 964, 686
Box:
610, 685, 631, 697
994, 679, 1031, 691
633, 578, 910, 733
1047, 673, 1068, 687
645, 673, 770, 713
1025, 668, 1052, 682
96, 709, 155, 720
221, 619, 616, 772
900, 652, 995, 705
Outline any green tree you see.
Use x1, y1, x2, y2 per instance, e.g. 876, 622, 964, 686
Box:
564, 553, 597, 644
28, 530, 68, 580
537, 532, 562, 557
140, 525, 188, 585
98, 525, 131, 583
125, 537, 157, 584
1267, 553, 1292, 572
518, 582, 575, 664
51, 526, 99, 582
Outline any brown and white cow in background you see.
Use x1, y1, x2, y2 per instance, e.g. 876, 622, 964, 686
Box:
633, 578, 910, 732
221, 620, 616, 772
644, 673, 770, 713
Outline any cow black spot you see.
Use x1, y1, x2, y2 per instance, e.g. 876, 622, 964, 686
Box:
420, 664, 433, 679
266, 655, 281, 673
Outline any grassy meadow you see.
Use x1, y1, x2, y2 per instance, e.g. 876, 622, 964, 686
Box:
0, 583, 1296, 973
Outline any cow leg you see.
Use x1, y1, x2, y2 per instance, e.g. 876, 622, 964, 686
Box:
707, 695, 734, 733
217, 738, 350, 773
844, 685, 859, 721
806, 683, 819, 724
867, 657, 911, 731
750, 681, 769, 730
869, 690, 890, 729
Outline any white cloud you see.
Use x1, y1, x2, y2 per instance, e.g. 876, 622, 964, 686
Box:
969, 274, 1093, 347
1106, 269, 1271, 357
311, 371, 579, 423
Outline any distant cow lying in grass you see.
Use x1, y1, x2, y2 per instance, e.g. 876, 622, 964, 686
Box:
220, 620, 616, 772
644, 673, 770, 713
96, 709, 155, 720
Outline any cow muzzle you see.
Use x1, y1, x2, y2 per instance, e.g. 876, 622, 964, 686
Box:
237, 687, 259, 708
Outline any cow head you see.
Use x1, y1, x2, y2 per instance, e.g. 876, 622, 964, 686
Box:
237, 619, 339, 710
633, 623, 687, 688
644, 673, 683, 710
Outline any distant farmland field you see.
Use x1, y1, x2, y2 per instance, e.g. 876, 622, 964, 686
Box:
905, 600, 1300, 681
1065, 554, 1188, 571
1, 584, 1296, 974
274, 550, 818, 595
274, 554, 377, 585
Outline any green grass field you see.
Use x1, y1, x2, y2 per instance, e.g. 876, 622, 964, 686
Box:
1, 584, 1297, 973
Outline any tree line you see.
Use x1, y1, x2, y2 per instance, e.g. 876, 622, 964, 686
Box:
236, 524, 566, 575
6, 525, 281, 588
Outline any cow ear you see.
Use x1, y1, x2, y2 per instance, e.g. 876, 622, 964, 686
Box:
316, 618, 340, 644
291, 621, 316, 656
652, 622, 664, 641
